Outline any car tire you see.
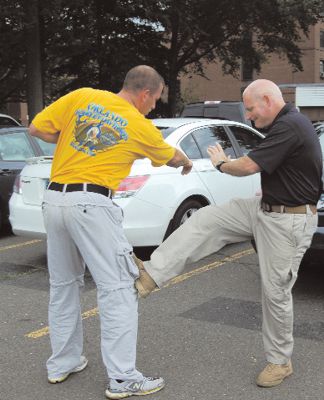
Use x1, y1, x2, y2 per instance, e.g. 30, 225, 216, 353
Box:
167, 199, 205, 238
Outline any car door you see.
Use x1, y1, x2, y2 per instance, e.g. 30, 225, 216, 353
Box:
180, 125, 254, 204
226, 124, 264, 196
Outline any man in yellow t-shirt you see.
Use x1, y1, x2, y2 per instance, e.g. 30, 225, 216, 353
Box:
30, 65, 192, 399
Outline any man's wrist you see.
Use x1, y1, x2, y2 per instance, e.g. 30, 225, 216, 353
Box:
215, 160, 227, 172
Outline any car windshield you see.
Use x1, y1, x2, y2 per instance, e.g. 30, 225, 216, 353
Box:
0, 131, 35, 160
155, 126, 177, 139
35, 138, 56, 156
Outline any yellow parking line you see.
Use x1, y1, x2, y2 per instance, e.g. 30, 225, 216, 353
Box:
25, 309, 100, 338
161, 248, 254, 289
0, 239, 43, 252
25, 247, 255, 339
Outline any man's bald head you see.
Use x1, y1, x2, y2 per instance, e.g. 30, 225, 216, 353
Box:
243, 79, 285, 129
243, 79, 284, 103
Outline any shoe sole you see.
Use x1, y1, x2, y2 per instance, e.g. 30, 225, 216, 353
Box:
105, 382, 165, 399
256, 370, 293, 387
48, 358, 89, 384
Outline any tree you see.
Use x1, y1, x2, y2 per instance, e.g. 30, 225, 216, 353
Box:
0, 0, 26, 108
145, 0, 324, 115
0, 0, 323, 117
41, 0, 167, 100
24, 0, 43, 122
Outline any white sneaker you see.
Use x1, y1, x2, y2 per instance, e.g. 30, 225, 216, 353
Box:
105, 376, 165, 399
48, 355, 88, 384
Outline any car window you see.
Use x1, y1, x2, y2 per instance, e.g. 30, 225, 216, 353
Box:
315, 125, 324, 137
0, 116, 20, 127
179, 133, 202, 159
192, 126, 235, 158
228, 125, 263, 155
35, 138, 56, 156
155, 126, 177, 139
0, 131, 35, 161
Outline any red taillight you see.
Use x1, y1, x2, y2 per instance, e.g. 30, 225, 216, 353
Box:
114, 175, 150, 198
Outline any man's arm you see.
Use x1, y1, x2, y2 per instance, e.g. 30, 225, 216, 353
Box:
167, 148, 193, 175
218, 156, 261, 176
29, 123, 60, 144
207, 144, 261, 176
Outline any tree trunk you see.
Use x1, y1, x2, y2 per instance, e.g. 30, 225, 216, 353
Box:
24, 0, 43, 123
167, 4, 180, 117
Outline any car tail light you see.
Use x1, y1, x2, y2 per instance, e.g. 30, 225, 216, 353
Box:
114, 175, 150, 199
13, 175, 22, 194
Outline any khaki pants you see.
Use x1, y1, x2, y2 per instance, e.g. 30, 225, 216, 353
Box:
145, 197, 317, 363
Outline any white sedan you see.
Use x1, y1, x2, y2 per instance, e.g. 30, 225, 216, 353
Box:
9, 118, 264, 247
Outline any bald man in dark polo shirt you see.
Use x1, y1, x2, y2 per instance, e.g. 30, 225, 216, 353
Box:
134, 79, 322, 388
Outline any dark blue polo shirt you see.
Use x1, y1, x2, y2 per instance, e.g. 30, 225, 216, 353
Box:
248, 103, 322, 206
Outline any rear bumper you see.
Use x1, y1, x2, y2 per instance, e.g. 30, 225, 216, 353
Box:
9, 193, 47, 238
9, 193, 173, 246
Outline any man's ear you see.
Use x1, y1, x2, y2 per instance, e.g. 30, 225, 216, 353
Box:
264, 95, 271, 107
141, 89, 150, 102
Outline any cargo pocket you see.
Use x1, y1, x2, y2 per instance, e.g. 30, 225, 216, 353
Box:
117, 243, 140, 281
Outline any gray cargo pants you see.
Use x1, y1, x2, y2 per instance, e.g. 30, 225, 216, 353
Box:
144, 197, 317, 364
42, 189, 143, 381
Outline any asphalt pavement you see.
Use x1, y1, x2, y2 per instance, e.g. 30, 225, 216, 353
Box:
0, 229, 323, 400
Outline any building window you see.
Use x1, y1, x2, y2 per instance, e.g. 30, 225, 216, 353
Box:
321, 30, 324, 48
320, 60, 324, 80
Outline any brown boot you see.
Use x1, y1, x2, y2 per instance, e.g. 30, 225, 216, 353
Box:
256, 361, 293, 387
132, 254, 157, 298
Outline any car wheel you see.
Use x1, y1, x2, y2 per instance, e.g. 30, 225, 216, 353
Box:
170, 199, 205, 234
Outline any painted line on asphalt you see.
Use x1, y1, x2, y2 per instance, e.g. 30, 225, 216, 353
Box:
160, 247, 254, 289
25, 247, 254, 339
0, 239, 43, 252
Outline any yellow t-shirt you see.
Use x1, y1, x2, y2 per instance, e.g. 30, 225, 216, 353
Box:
32, 88, 176, 190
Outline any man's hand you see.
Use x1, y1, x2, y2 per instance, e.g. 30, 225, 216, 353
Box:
181, 160, 193, 175
207, 143, 230, 167
167, 148, 193, 175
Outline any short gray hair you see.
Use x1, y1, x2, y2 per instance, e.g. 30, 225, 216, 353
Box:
123, 65, 165, 94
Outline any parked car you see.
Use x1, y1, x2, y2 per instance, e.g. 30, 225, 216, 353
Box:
180, 101, 252, 126
0, 113, 21, 127
9, 118, 264, 246
303, 124, 324, 262
0, 127, 55, 230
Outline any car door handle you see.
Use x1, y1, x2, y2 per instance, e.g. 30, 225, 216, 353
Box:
200, 164, 215, 172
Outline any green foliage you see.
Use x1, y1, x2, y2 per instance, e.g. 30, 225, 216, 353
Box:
0, 0, 26, 106
0, 0, 323, 115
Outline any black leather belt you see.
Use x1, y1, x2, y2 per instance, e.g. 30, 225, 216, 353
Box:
48, 182, 112, 198
261, 202, 316, 215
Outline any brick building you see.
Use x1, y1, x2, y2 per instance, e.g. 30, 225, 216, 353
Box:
181, 21, 324, 121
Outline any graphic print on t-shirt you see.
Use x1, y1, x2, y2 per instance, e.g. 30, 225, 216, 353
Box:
70, 103, 129, 156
